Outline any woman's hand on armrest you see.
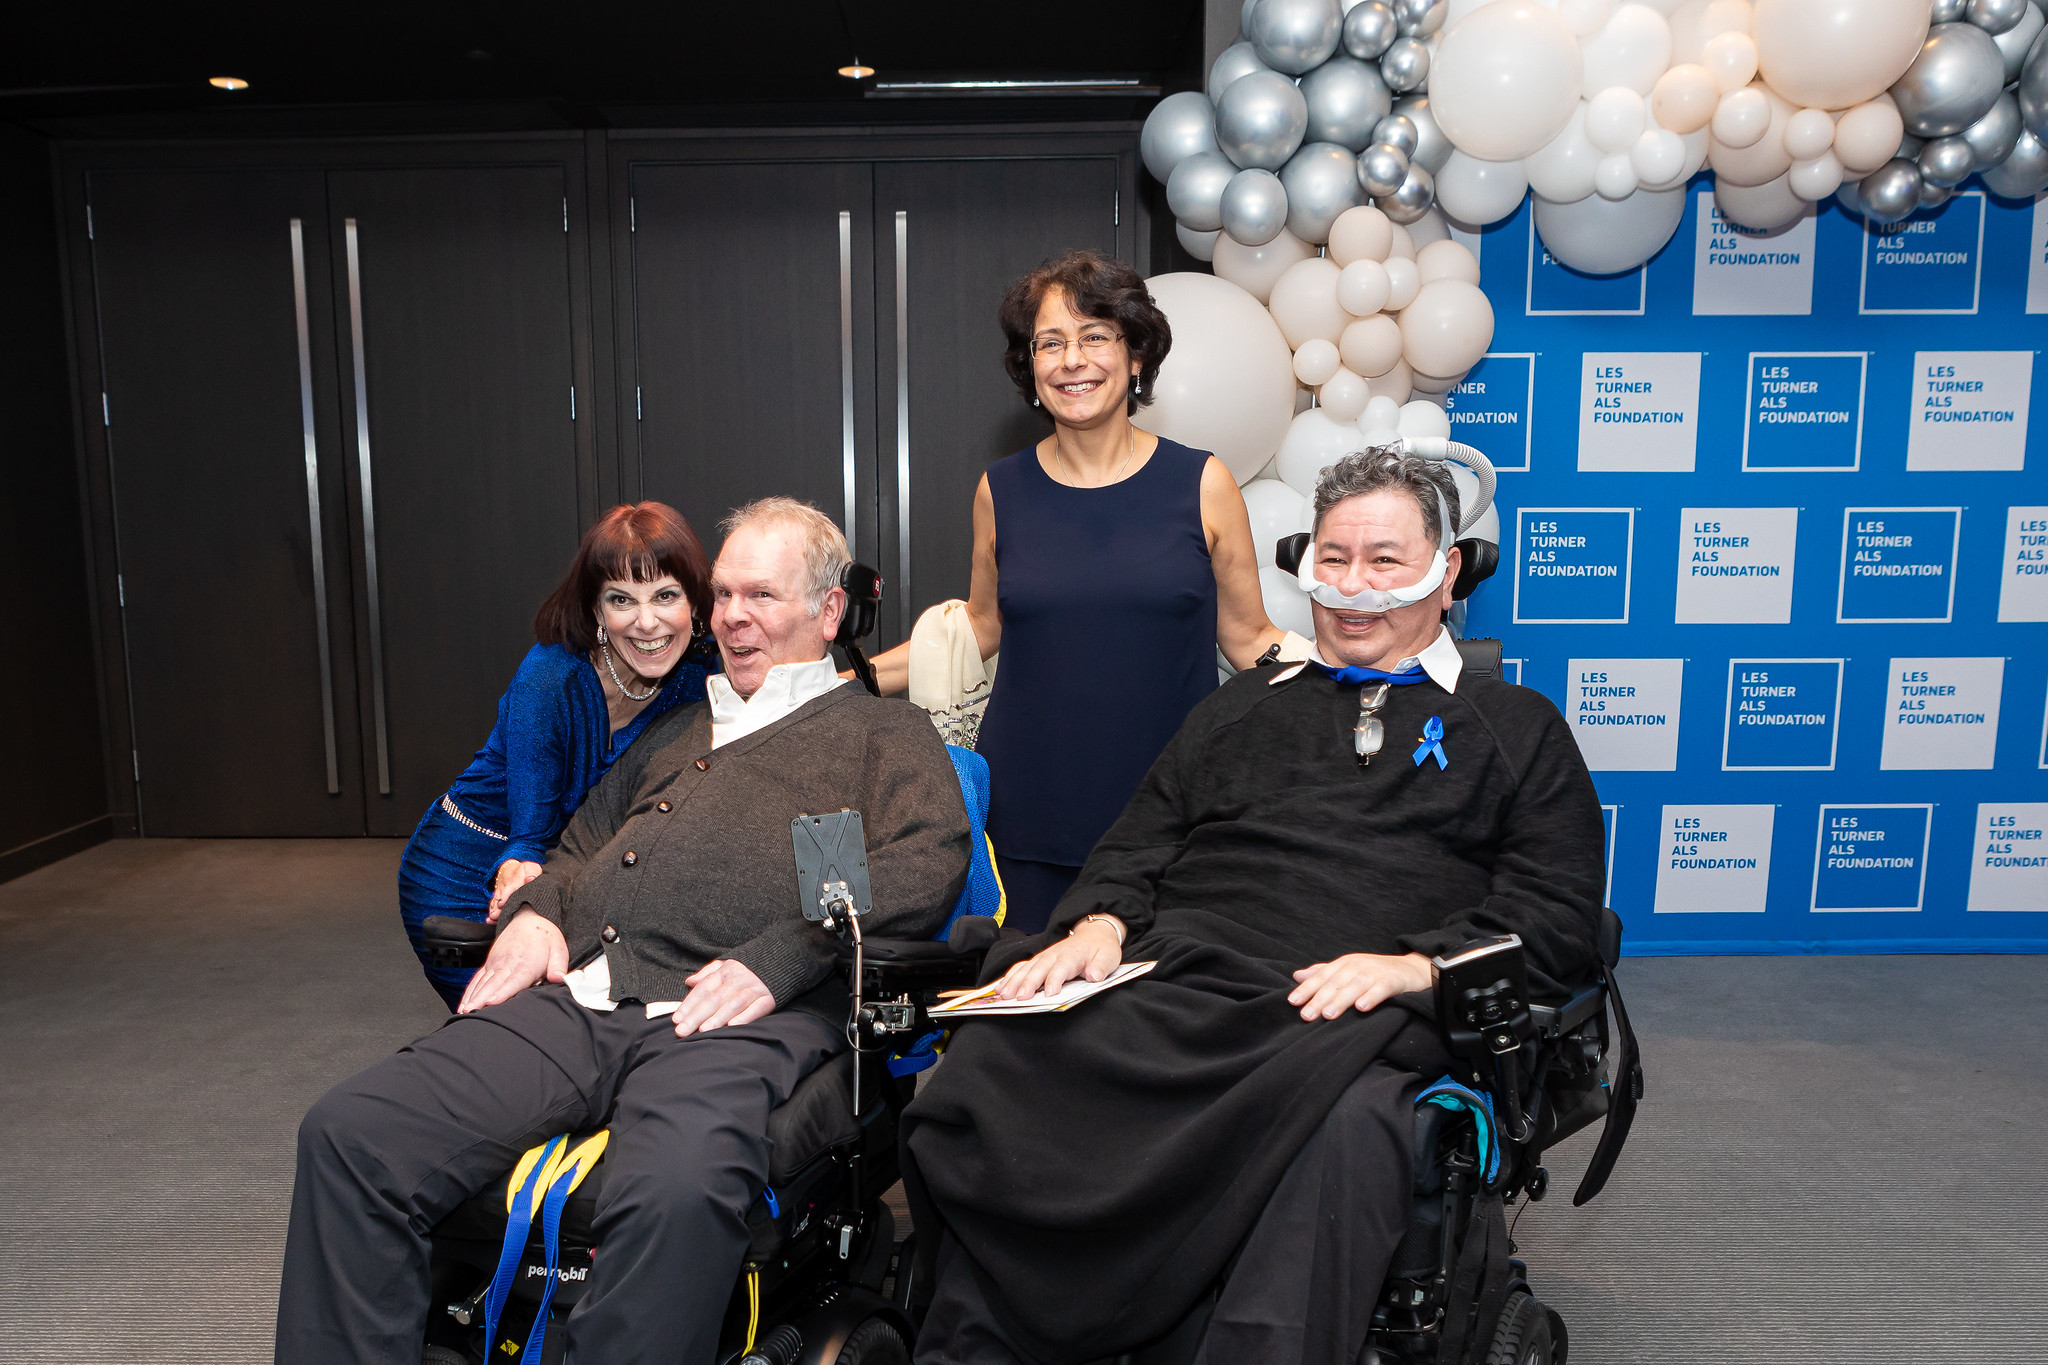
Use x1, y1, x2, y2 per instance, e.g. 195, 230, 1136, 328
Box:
992, 916, 1125, 1000
1288, 952, 1434, 1021
487, 858, 545, 923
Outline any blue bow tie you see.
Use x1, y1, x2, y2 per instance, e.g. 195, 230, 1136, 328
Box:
1312, 662, 1428, 687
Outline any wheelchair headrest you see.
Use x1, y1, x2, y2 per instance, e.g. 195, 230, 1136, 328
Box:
834, 563, 882, 648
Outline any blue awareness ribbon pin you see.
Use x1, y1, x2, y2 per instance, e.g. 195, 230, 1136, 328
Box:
1413, 716, 1447, 769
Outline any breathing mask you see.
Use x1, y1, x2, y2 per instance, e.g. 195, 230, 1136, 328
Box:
1294, 436, 1497, 614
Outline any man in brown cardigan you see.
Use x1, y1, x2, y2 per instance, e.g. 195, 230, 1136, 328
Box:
277, 499, 970, 1365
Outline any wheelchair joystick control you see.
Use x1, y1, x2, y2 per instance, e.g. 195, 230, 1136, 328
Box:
1432, 935, 1538, 1148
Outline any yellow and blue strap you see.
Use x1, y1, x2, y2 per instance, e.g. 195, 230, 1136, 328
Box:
482, 1130, 611, 1359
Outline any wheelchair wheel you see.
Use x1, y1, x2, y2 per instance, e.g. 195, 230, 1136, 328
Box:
833, 1315, 909, 1365
420, 1347, 472, 1365
1484, 1291, 1554, 1365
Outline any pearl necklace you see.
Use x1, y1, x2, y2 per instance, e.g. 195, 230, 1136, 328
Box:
601, 642, 656, 701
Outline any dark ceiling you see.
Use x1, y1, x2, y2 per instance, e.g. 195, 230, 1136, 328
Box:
7, 1, 1204, 134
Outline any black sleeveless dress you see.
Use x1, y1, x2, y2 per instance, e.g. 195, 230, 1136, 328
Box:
974, 437, 1218, 932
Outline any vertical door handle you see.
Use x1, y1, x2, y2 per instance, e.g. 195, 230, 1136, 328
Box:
291, 219, 341, 795
894, 210, 911, 637
838, 210, 857, 559
345, 218, 392, 796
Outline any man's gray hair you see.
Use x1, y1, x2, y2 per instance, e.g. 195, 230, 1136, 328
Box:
1312, 445, 1461, 548
719, 497, 851, 615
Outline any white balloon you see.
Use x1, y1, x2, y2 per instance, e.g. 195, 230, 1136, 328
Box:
1258, 565, 1316, 636
1429, 0, 1586, 160
1177, 223, 1222, 261
1382, 255, 1422, 309
1365, 358, 1415, 404
1751, 0, 1933, 110
1327, 204, 1396, 263
1409, 369, 1464, 396
1631, 126, 1689, 183
1782, 107, 1836, 160
1709, 84, 1795, 185
1399, 278, 1496, 375
1582, 4, 1674, 94
1416, 238, 1482, 283
1267, 257, 1351, 347
1527, 102, 1604, 201
1386, 222, 1417, 259
1402, 206, 1455, 248
1834, 97, 1906, 175
1340, 314, 1407, 375
1559, 0, 1614, 37
1337, 257, 1394, 314
1700, 30, 1758, 94
1212, 227, 1319, 304
1241, 478, 1310, 568
1787, 150, 1844, 200
1651, 62, 1718, 132
1133, 273, 1299, 482
1594, 151, 1641, 197
1585, 86, 1648, 152
1397, 398, 1453, 438
1709, 85, 1771, 150
1294, 337, 1344, 385
1433, 151, 1532, 223
1532, 182, 1687, 271
1274, 407, 1368, 496
1670, 0, 1754, 63
1357, 394, 1404, 442
1713, 170, 1808, 229
1320, 366, 1372, 420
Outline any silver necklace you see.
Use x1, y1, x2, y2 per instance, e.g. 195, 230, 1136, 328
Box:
1051, 422, 1136, 488
600, 643, 656, 701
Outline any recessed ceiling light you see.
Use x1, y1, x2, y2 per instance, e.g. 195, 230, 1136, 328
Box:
838, 60, 875, 79
208, 76, 249, 91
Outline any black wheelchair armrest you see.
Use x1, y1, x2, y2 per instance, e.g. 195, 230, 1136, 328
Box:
1528, 981, 1605, 1039
422, 915, 494, 970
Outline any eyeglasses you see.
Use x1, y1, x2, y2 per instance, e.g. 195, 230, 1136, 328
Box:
1355, 682, 1390, 767
1029, 330, 1124, 359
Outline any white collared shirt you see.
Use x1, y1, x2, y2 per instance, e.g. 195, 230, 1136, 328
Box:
1269, 626, 1465, 693
564, 655, 847, 1017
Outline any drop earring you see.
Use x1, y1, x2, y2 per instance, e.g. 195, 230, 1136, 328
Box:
1133, 376, 1142, 396
596, 625, 608, 644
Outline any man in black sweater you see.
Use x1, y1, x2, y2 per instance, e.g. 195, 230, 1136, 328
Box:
905, 448, 1607, 1365
276, 499, 970, 1365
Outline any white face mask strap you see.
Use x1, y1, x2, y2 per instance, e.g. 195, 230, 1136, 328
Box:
1297, 473, 1456, 609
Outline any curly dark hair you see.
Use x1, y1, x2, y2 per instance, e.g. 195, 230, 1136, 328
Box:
998, 249, 1171, 416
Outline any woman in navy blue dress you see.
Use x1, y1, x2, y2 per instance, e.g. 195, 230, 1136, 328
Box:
397, 503, 716, 1007
870, 251, 1289, 933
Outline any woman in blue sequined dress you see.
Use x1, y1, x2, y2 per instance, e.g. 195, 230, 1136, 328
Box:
397, 503, 716, 1007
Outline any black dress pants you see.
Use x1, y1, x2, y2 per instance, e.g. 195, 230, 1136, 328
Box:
916, 1060, 1415, 1365
275, 985, 843, 1365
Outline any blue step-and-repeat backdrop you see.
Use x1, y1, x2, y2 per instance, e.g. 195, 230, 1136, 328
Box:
1452, 178, 2046, 955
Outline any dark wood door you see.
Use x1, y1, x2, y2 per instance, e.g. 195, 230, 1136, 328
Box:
88, 169, 365, 835
625, 161, 878, 563
327, 166, 584, 835
872, 158, 1120, 646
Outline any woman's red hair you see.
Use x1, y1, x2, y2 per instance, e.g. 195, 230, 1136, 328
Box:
533, 502, 713, 655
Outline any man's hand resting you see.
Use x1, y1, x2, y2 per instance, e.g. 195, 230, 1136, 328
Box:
992, 917, 1124, 1001
1289, 951, 1433, 1021
673, 959, 776, 1035
458, 910, 569, 1014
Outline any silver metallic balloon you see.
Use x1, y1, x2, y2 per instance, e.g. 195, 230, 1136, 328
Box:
1931, 0, 1968, 20
1393, 94, 1455, 173
1357, 142, 1412, 197
1280, 141, 1366, 242
1380, 36, 1431, 94
1920, 179, 1955, 208
1176, 221, 1222, 262
1379, 162, 1436, 224
1208, 40, 1273, 103
1981, 126, 2048, 195
2020, 30, 2048, 142
1300, 56, 1394, 149
1992, 2, 2045, 83
1393, 0, 1448, 38
1891, 23, 2006, 137
1918, 134, 1978, 186
1897, 131, 1928, 158
1166, 150, 1237, 231
1859, 158, 1926, 221
1344, 1, 1399, 59
1373, 114, 1420, 159
1965, 0, 2027, 35
1220, 167, 1292, 245
1216, 68, 1311, 170
1242, 0, 1262, 38
1962, 91, 2023, 167
1141, 91, 1220, 184
1251, 0, 1345, 75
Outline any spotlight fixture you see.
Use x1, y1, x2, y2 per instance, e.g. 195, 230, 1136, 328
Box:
838, 58, 875, 79
208, 76, 249, 90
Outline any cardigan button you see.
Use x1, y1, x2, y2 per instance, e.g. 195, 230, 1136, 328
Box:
621, 850, 638, 867
694, 757, 709, 772
656, 800, 672, 813
601, 925, 619, 943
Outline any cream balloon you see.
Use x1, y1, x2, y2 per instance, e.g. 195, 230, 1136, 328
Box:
1651, 63, 1719, 133
1787, 150, 1845, 200
1211, 227, 1319, 304
1527, 102, 1604, 201
1320, 366, 1373, 420
1340, 314, 1407, 375
1585, 86, 1649, 152
1709, 84, 1796, 184
1293, 337, 1344, 385
1713, 169, 1808, 229
1386, 223, 1417, 260
1710, 85, 1771, 148
1382, 255, 1422, 309
1398, 278, 1496, 375
1357, 394, 1404, 443
1258, 565, 1316, 637
1416, 238, 1482, 283
1833, 96, 1906, 174
1403, 207, 1454, 249
1132, 272, 1299, 483
1407, 369, 1464, 395
1365, 358, 1415, 404
1241, 478, 1310, 568
1396, 399, 1453, 438
1428, 0, 1586, 160
1701, 30, 1758, 93
1782, 107, 1837, 160
1274, 406, 1369, 496
1176, 223, 1223, 261
1336, 257, 1395, 314
1751, 0, 1934, 110
1559, 0, 1615, 38
1267, 258, 1350, 348
1327, 204, 1397, 263
1582, 4, 1675, 95
1433, 151, 1532, 222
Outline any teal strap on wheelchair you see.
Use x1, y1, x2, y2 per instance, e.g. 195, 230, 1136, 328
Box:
1417, 1078, 1500, 1184
481, 1134, 566, 1354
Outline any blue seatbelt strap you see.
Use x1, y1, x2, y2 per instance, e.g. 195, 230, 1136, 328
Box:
481, 1134, 566, 1353
1417, 1077, 1500, 1184
519, 1133, 610, 1361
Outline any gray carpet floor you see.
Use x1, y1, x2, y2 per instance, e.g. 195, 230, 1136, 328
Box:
0, 838, 2042, 1363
